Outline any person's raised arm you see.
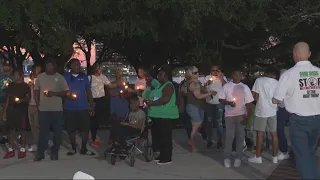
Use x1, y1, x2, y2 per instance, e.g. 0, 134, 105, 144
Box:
190, 82, 215, 100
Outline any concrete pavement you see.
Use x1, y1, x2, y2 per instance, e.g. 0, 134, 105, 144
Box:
0, 129, 306, 179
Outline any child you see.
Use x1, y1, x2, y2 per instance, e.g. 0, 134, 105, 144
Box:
119, 96, 146, 145
3, 69, 31, 159
218, 69, 254, 168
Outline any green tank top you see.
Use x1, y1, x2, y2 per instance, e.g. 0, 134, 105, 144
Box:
147, 81, 179, 119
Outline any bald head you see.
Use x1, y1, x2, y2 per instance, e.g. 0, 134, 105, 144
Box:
293, 42, 311, 62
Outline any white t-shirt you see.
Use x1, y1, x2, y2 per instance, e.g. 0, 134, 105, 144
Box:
88, 74, 110, 98
273, 61, 320, 116
218, 82, 254, 117
205, 75, 227, 104
252, 77, 278, 117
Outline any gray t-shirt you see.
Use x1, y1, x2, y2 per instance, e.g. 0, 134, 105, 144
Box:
34, 72, 69, 111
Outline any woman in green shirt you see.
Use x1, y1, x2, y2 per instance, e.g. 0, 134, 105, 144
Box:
145, 65, 178, 165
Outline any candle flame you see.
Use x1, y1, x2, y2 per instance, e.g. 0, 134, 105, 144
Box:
123, 82, 126, 86
233, 98, 236, 101
125, 85, 128, 89
15, 97, 20, 102
120, 90, 123, 93
44, 90, 48, 95
28, 78, 32, 83
72, 94, 77, 98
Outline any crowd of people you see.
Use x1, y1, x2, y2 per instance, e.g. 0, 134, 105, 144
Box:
0, 41, 318, 179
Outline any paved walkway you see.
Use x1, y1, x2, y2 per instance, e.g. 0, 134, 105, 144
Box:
0, 129, 315, 179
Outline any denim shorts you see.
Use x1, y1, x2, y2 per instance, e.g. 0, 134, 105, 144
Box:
186, 104, 204, 123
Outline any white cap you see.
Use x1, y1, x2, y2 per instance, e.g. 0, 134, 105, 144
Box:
73, 171, 95, 180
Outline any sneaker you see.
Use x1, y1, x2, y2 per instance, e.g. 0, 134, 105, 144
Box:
0, 137, 8, 145
18, 150, 26, 159
234, 158, 241, 167
28, 145, 37, 152
248, 155, 262, 164
277, 152, 289, 160
207, 141, 213, 149
272, 156, 278, 164
157, 160, 172, 165
3, 150, 15, 159
154, 156, 161, 162
224, 158, 231, 168
91, 139, 101, 147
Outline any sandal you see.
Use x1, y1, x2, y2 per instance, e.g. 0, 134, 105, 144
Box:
67, 149, 77, 156
80, 149, 95, 156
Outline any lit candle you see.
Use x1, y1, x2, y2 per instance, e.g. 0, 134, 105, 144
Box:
72, 93, 77, 98
44, 90, 48, 95
125, 85, 128, 89
209, 78, 213, 81
3, 81, 8, 87
123, 82, 126, 86
137, 86, 140, 90
120, 90, 123, 94
233, 98, 236, 102
28, 78, 32, 83
15, 97, 20, 102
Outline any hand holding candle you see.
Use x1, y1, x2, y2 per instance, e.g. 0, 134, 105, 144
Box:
14, 97, 20, 103
44, 90, 48, 96
71, 93, 77, 99
231, 98, 236, 107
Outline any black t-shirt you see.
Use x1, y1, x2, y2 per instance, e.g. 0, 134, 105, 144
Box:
7, 82, 31, 106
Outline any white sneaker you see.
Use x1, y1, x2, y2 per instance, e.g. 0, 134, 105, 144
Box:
234, 158, 241, 167
272, 156, 278, 164
224, 158, 231, 168
277, 152, 289, 160
28, 144, 37, 152
248, 155, 262, 164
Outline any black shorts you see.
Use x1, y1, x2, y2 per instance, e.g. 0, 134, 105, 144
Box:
6, 105, 28, 130
64, 110, 90, 133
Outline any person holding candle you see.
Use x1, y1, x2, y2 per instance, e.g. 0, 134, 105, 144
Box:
135, 67, 147, 108
27, 64, 42, 152
185, 66, 216, 152
3, 69, 30, 159
108, 69, 130, 146
33, 58, 69, 161
145, 64, 179, 165
218, 69, 254, 168
88, 63, 118, 147
64, 59, 95, 156
204, 65, 227, 149
0, 61, 13, 145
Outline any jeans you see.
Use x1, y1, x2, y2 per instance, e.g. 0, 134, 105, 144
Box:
277, 107, 289, 153
224, 115, 245, 159
37, 111, 64, 156
205, 103, 224, 143
290, 114, 320, 179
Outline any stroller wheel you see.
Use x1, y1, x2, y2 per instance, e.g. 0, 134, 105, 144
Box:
110, 155, 116, 165
129, 154, 135, 167
144, 146, 154, 162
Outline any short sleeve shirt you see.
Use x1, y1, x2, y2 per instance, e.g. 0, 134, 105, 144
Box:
218, 82, 254, 117
6, 82, 31, 106
64, 72, 91, 111
34, 72, 69, 111
129, 109, 145, 126
89, 74, 110, 98
252, 77, 278, 117
273, 61, 320, 116
205, 75, 227, 104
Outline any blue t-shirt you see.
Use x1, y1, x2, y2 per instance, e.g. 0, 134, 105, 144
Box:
64, 72, 91, 111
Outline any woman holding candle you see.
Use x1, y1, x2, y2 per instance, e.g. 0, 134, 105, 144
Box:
185, 66, 216, 152
145, 64, 179, 165
3, 69, 31, 159
135, 67, 147, 108
88, 63, 118, 147
64, 59, 95, 156
108, 69, 130, 146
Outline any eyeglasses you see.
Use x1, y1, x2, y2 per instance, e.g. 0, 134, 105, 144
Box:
193, 71, 199, 75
